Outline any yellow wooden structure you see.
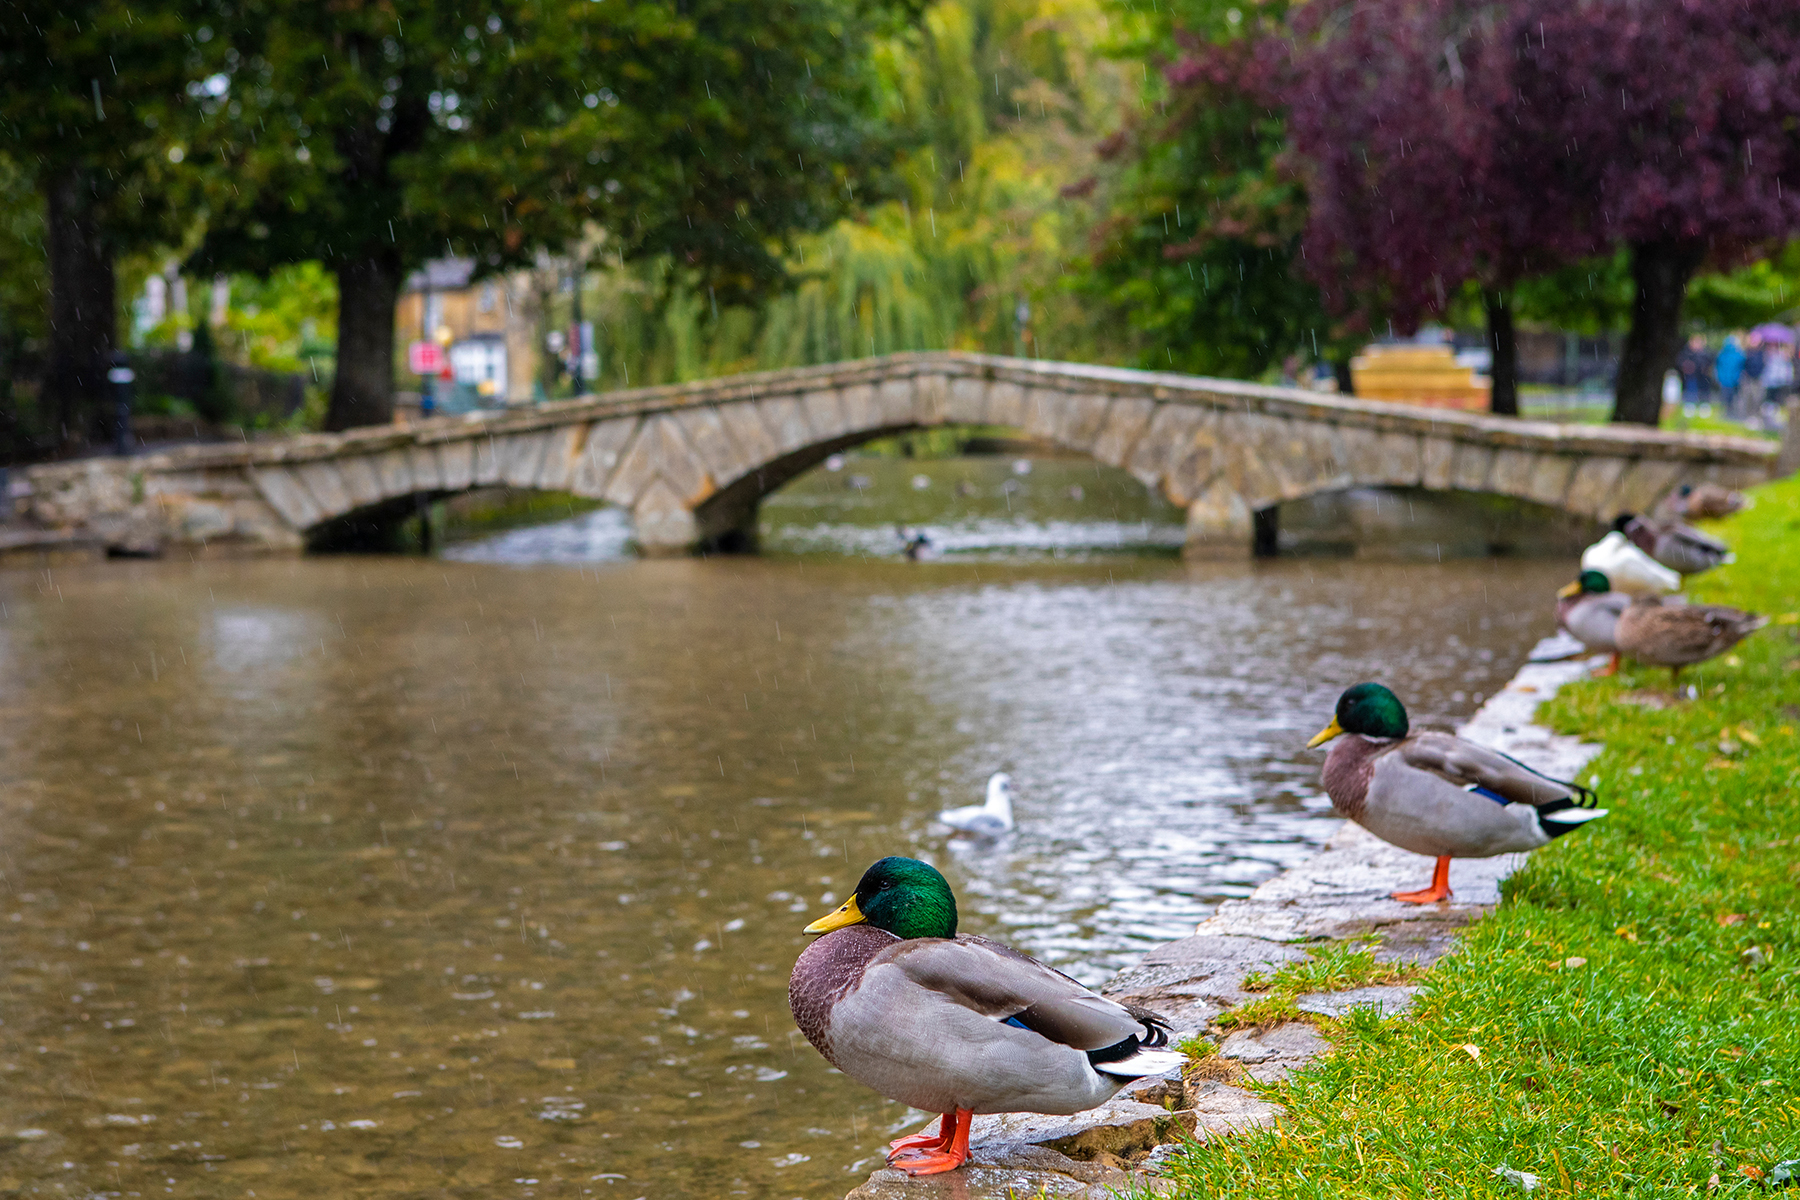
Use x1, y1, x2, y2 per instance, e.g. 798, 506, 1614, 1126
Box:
1349, 344, 1490, 410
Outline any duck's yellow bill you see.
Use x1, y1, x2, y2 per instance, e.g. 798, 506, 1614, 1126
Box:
804, 895, 865, 934
1556, 580, 1581, 599
1306, 717, 1344, 748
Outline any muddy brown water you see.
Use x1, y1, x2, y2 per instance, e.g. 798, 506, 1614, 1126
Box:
0, 464, 1573, 1200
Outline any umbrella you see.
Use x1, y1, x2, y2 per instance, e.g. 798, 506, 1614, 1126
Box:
1750, 322, 1796, 344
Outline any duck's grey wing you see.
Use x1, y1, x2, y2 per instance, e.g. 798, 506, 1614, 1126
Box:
1397, 731, 1593, 808
1564, 593, 1629, 651
1657, 522, 1731, 573
824, 937, 1168, 1115
884, 935, 1157, 1052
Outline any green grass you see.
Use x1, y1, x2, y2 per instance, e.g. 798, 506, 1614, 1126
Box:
1208, 940, 1424, 1032
1159, 476, 1800, 1197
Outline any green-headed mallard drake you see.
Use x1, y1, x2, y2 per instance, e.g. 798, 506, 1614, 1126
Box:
1307, 684, 1607, 904
1614, 598, 1768, 684
1614, 512, 1733, 575
1557, 569, 1632, 675
788, 856, 1183, 1176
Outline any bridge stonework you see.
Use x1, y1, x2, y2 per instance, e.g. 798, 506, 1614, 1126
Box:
19, 352, 1780, 558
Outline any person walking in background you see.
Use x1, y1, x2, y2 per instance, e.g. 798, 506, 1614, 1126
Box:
1714, 333, 1746, 415
1677, 334, 1712, 402
1760, 341, 1796, 427
1740, 333, 1768, 421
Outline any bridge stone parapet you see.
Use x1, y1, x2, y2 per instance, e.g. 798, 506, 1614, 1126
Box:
16, 352, 1781, 558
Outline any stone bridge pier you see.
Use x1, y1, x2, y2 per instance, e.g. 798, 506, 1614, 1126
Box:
16, 353, 1781, 559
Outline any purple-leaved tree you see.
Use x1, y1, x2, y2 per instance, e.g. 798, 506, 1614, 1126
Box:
1497, 0, 1800, 424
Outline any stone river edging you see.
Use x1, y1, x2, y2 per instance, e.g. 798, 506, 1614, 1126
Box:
844, 644, 1603, 1199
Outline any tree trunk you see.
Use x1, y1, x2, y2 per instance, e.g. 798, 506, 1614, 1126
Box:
327, 253, 403, 431
1484, 288, 1518, 416
43, 168, 116, 450
1613, 238, 1705, 426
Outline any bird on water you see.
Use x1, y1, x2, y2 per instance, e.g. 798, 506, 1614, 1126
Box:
788, 857, 1183, 1176
1307, 684, 1607, 904
937, 771, 1015, 836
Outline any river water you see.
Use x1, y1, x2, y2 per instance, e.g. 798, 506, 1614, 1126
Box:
0, 458, 1570, 1200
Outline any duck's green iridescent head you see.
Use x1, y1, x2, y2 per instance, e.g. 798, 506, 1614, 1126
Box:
802, 856, 957, 940
1308, 682, 1410, 746
1557, 569, 1612, 599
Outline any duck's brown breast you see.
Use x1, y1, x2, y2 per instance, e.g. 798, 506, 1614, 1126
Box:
788, 924, 900, 1066
1321, 735, 1388, 820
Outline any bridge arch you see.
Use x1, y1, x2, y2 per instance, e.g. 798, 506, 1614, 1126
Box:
20, 353, 1780, 558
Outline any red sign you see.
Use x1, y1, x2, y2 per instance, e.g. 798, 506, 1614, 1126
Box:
408, 340, 445, 375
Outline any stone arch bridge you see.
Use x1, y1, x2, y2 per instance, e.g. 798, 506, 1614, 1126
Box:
20, 352, 1780, 558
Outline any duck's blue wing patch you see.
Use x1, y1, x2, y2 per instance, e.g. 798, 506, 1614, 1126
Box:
1001, 1015, 1032, 1031
1466, 784, 1510, 806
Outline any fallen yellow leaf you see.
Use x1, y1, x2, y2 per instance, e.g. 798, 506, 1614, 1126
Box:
1717, 914, 1747, 927
1460, 1044, 1482, 1061
1562, 956, 1588, 969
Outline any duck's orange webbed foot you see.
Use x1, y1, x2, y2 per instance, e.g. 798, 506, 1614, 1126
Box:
1595, 652, 1620, 677
1391, 856, 1453, 905
890, 1108, 971, 1176
887, 1115, 951, 1158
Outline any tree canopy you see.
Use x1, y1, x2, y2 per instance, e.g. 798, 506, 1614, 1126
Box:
185, 0, 915, 429
0, 0, 219, 447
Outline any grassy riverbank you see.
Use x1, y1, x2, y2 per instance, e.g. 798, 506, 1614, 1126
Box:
1165, 476, 1800, 1197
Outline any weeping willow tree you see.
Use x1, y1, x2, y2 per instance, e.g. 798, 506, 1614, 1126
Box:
558, 0, 1130, 391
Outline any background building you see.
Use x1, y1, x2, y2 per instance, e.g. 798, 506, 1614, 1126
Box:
395, 259, 542, 411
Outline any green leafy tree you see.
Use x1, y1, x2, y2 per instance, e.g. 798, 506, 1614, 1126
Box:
1072, 0, 1349, 384
537, 0, 1132, 390
192, 0, 912, 430
0, 0, 212, 451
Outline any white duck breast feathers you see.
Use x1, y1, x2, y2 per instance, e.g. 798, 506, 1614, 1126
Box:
1582, 531, 1681, 597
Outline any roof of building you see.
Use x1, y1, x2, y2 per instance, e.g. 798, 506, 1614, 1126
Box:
403, 258, 478, 292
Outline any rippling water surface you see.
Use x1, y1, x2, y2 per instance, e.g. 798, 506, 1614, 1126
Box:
0, 459, 1570, 1199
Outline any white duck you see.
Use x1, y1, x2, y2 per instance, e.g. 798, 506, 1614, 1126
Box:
1579, 530, 1680, 598
937, 771, 1014, 836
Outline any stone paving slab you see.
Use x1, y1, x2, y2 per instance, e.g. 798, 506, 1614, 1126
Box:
843, 643, 1602, 1198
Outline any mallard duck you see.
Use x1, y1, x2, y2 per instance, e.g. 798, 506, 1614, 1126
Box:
1307, 684, 1607, 904
1657, 482, 1750, 521
789, 857, 1183, 1176
1557, 570, 1632, 676
1614, 513, 1733, 575
937, 771, 1014, 836
895, 525, 936, 561
1580, 531, 1680, 597
1614, 599, 1768, 683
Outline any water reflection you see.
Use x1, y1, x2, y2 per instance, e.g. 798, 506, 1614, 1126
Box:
0, 537, 1568, 1199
